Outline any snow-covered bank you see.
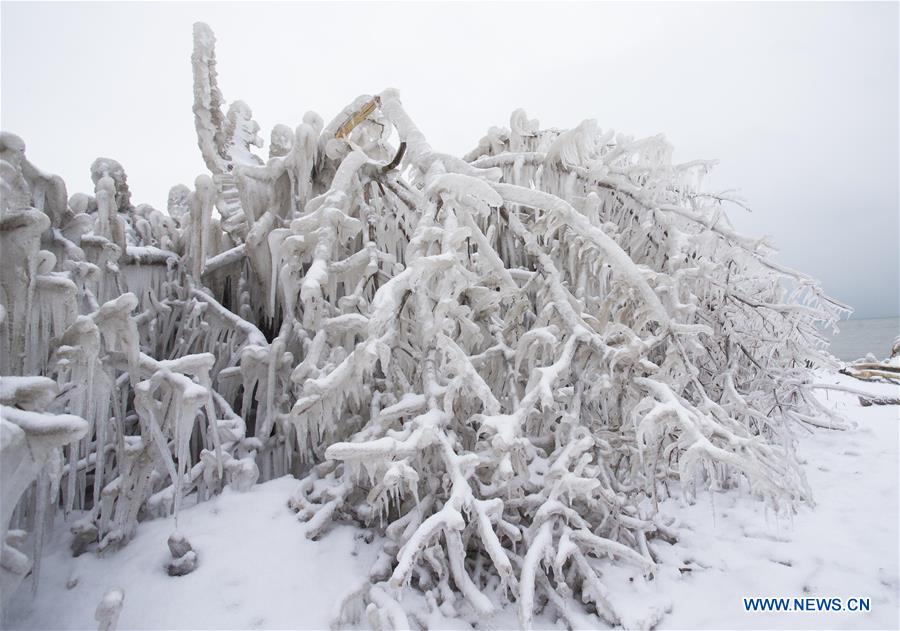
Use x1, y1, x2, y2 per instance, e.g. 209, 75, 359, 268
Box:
6, 374, 897, 630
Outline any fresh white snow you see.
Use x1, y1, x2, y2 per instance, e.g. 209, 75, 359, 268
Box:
6, 477, 379, 630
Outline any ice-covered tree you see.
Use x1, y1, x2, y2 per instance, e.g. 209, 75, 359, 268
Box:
0, 22, 848, 628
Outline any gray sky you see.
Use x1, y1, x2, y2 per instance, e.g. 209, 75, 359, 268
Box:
2, 1, 897, 318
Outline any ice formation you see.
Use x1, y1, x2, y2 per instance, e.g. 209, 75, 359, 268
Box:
0, 22, 851, 628
94, 587, 124, 631
1, 376, 88, 610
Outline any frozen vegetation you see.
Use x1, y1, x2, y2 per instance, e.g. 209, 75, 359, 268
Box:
4, 21, 893, 630
6, 375, 896, 630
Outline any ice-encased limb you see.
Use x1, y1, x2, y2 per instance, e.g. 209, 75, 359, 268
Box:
1, 132, 69, 224
191, 22, 228, 175
287, 114, 321, 213
1, 380, 88, 610
0, 208, 50, 375
0, 376, 57, 410
188, 175, 216, 281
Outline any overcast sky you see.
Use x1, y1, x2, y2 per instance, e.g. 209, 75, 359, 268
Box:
2, 2, 897, 318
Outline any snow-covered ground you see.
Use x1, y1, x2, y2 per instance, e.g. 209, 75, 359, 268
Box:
5, 478, 379, 630
6, 374, 898, 630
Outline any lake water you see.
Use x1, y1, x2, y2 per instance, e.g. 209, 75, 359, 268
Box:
826, 317, 899, 361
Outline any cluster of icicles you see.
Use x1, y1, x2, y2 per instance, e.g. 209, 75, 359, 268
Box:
0, 22, 849, 629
